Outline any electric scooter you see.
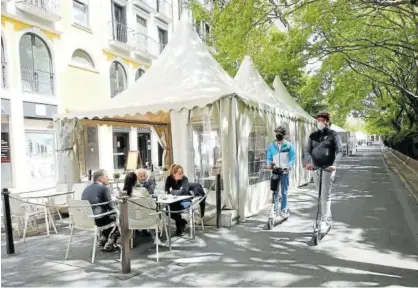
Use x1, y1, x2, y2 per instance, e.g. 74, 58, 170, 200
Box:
266, 165, 288, 230
311, 166, 332, 245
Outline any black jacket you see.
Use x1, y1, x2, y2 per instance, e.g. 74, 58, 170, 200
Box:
81, 183, 115, 218
304, 128, 343, 168
165, 175, 190, 195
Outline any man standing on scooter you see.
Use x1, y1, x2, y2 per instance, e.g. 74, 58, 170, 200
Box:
266, 126, 296, 219
304, 111, 343, 237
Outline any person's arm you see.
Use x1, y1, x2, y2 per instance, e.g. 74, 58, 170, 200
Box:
333, 133, 343, 165
303, 136, 313, 165
266, 144, 273, 165
102, 186, 115, 211
288, 143, 296, 169
180, 176, 190, 194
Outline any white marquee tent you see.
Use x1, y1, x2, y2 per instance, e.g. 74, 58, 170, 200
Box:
54, 13, 319, 219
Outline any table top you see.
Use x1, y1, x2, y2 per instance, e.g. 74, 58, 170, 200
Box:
155, 195, 193, 204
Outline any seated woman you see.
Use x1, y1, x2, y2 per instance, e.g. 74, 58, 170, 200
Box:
123, 172, 161, 245
136, 168, 156, 195
165, 164, 194, 236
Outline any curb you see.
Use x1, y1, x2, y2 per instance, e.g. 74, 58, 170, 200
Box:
382, 152, 418, 204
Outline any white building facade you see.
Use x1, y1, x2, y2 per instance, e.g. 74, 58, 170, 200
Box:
1, 0, 182, 190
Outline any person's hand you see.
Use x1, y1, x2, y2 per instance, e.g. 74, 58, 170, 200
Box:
326, 165, 336, 171
305, 163, 314, 170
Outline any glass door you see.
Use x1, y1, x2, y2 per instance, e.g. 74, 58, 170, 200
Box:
113, 132, 129, 171
138, 133, 151, 168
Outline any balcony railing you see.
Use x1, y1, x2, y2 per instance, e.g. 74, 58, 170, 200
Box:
1, 61, 6, 88
110, 20, 134, 44
16, 0, 61, 20
133, 31, 161, 57
21, 67, 55, 95
109, 21, 163, 58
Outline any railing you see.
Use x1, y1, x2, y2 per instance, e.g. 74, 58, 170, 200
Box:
1, 61, 6, 88
16, 0, 60, 15
109, 20, 134, 45
21, 67, 55, 95
133, 31, 161, 57
156, 0, 172, 18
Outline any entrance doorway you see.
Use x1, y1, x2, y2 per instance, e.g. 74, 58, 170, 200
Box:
138, 132, 151, 168
113, 132, 129, 170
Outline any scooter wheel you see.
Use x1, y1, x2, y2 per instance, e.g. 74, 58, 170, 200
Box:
267, 217, 274, 230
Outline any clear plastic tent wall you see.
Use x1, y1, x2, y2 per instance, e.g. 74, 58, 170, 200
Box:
234, 56, 301, 217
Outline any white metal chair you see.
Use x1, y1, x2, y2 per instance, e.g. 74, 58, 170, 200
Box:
9, 194, 44, 242
128, 196, 167, 262
72, 183, 88, 200
53, 184, 74, 220
65, 199, 117, 263
182, 197, 205, 237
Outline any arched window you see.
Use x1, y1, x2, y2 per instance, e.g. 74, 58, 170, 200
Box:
248, 116, 269, 185
1, 37, 6, 88
71, 49, 94, 69
135, 68, 145, 80
110, 61, 127, 97
19, 33, 53, 95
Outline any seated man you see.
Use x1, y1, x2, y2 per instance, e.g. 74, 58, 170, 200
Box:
136, 168, 156, 195
81, 169, 120, 252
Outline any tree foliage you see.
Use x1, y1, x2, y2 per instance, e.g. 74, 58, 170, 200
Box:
189, 0, 418, 135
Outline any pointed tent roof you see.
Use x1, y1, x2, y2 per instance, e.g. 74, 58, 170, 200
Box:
234, 56, 296, 117
56, 14, 271, 122
272, 76, 314, 122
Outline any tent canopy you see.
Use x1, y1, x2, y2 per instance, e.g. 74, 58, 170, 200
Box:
234, 56, 296, 117
55, 15, 285, 123
272, 76, 313, 122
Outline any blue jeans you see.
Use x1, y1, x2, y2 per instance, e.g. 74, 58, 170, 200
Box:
273, 173, 289, 212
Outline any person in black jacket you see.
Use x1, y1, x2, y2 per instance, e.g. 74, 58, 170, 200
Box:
165, 164, 192, 236
81, 169, 120, 252
304, 111, 343, 237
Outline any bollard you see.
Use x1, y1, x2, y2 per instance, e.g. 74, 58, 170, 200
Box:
151, 164, 154, 172
216, 174, 221, 228
2, 188, 15, 255
118, 192, 131, 274
88, 170, 92, 182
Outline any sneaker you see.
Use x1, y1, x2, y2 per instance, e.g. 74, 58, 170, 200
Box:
320, 222, 331, 237
280, 209, 290, 219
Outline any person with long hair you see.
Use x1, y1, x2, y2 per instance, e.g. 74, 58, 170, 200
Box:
165, 164, 192, 236
123, 172, 161, 244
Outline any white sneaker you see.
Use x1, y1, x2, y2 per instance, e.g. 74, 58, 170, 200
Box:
320, 221, 331, 234
280, 209, 290, 219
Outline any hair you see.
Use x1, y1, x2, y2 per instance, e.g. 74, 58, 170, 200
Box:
136, 168, 147, 177
93, 169, 106, 182
169, 164, 183, 177
123, 172, 138, 197
315, 111, 331, 122
274, 126, 288, 137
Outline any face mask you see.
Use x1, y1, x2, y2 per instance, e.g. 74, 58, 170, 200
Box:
317, 122, 326, 130
276, 134, 284, 141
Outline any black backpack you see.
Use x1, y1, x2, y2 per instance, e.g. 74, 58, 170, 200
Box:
311, 135, 337, 168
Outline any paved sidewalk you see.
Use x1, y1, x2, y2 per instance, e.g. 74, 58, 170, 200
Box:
2, 147, 418, 287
